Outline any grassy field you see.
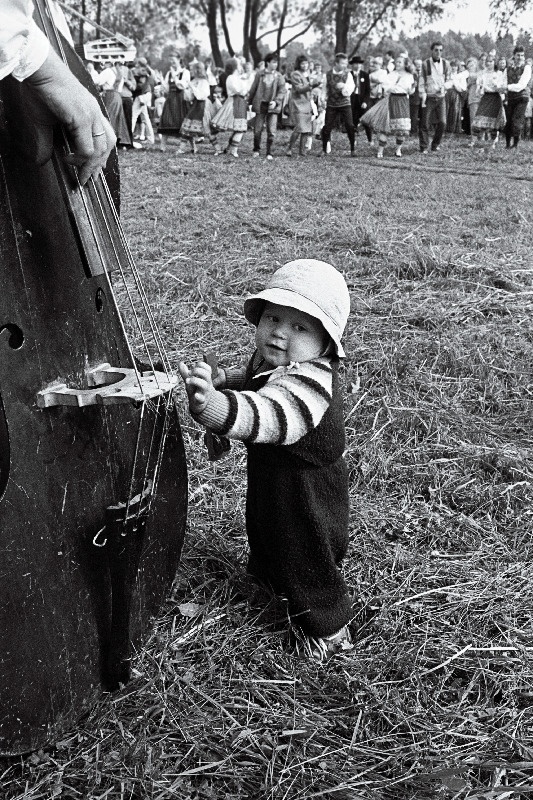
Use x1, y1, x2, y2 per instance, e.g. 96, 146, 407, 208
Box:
3, 130, 533, 799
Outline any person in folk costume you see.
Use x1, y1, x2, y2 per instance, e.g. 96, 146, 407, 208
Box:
210, 57, 249, 157
348, 55, 370, 139
471, 54, 507, 149
363, 56, 388, 145
114, 58, 137, 145
409, 58, 423, 137
360, 54, 414, 158
179, 260, 354, 662
321, 52, 356, 156
445, 60, 467, 135
158, 53, 191, 152
93, 59, 134, 148
180, 61, 211, 154
465, 56, 482, 144
504, 46, 532, 149
131, 58, 156, 145
248, 53, 287, 160
418, 42, 452, 154
286, 54, 322, 157
310, 62, 327, 138
204, 56, 218, 99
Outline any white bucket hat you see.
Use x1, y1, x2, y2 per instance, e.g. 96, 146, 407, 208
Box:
243, 259, 350, 358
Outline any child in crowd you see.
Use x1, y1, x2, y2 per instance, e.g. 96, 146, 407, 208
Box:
179, 260, 353, 661
152, 84, 167, 129
180, 61, 211, 153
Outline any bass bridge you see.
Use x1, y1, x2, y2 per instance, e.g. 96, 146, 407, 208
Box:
37, 362, 177, 407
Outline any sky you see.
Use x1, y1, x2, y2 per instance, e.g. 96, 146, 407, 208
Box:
414, 0, 533, 34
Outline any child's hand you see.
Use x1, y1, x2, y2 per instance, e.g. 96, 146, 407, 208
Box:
179, 361, 214, 414
268, 100, 277, 111
212, 366, 226, 388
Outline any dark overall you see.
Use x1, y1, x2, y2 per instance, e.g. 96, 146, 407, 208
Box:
243, 358, 352, 638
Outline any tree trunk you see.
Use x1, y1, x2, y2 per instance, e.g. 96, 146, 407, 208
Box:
249, 0, 262, 65
335, 0, 355, 53
276, 0, 288, 56
219, 0, 235, 57
79, 0, 85, 45
205, 0, 224, 66
243, 0, 252, 60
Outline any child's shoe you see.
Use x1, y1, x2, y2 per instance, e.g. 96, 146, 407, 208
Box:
304, 626, 353, 663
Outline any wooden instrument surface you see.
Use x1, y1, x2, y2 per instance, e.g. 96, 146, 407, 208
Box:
0, 2, 188, 755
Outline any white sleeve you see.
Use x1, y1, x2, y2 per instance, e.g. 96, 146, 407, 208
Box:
0, 0, 50, 82
508, 64, 532, 92
342, 71, 355, 96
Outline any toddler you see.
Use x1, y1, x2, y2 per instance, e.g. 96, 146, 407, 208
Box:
179, 260, 353, 660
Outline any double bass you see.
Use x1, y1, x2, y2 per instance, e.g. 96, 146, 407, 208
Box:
0, 1, 188, 754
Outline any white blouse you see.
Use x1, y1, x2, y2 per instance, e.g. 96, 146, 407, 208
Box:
384, 71, 415, 95
226, 73, 248, 97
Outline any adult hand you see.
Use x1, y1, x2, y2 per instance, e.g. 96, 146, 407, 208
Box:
268, 100, 276, 110
179, 361, 214, 414
26, 47, 116, 185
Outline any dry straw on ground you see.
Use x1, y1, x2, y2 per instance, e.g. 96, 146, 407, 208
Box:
2, 132, 533, 799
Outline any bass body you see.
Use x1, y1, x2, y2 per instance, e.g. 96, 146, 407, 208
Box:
0, 3, 187, 755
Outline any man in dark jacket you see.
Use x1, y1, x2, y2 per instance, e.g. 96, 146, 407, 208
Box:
349, 55, 370, 139
248, 53, 287, 160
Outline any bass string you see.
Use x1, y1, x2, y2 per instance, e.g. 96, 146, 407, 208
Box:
96, 175, 174, 379
85, 180, 179, 523
76, 175, 177, 526
32, 2, 144, 392
38, 0, 176, 525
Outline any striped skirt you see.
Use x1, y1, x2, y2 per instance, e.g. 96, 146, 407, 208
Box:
360, 94, 411, 135
181, 99, 207, 137
211, 95, 248, 133
472, 92, 506, 131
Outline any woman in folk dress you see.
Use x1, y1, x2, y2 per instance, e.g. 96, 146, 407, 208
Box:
445, 60, 467, 134
210, 58, 249, 157
158, 54, 191, 152
472, 54, 507, 148
180, 61, 211, 153
286, 54, 322, 156
360, 55, 414, 158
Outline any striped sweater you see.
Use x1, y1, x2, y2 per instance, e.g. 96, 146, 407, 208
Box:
194, 356, 334, 446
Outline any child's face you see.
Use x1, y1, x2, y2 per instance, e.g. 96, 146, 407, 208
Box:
255, 302, 328, 368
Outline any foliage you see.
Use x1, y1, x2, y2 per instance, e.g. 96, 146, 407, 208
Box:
330, 0, 451, 56
370, 27, 533, 60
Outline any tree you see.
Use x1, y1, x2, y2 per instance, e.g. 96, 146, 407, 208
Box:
333, 0, 452, 56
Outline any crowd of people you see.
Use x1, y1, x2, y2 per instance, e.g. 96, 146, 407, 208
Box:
87, 42, 533, 160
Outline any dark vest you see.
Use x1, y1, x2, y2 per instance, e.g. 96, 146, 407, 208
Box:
326, 69, 351, 108
507, 64, 530, 99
